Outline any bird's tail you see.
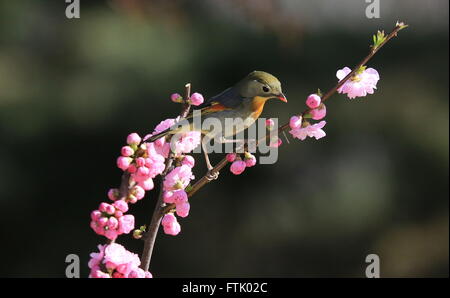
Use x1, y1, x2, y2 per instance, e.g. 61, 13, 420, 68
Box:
146, 129, 171, 143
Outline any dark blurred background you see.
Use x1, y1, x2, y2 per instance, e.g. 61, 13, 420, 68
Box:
0, 0, 448, 277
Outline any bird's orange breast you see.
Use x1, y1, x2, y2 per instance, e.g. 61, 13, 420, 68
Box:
250, 96, 270, 119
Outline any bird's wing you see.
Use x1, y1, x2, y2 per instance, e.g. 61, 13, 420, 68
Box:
198, 87, 244, 109
186, 87, 244, 119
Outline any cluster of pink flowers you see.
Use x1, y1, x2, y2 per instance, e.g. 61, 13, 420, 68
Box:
161, 162, 195, 235
227, 152, 256, 175
89, 243, 152, 278
336, 66, 380, 99
90, 201, 134, 240
288, 92, 328, 141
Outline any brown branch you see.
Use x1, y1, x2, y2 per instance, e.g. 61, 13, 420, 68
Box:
140, 83, 192, 271
162, 22, 407, 214
143, 21, 407, 270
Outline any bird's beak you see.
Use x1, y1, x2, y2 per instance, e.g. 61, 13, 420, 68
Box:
277, 93, 287, 103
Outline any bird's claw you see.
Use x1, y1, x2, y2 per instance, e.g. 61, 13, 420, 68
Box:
206, 170, 219, 181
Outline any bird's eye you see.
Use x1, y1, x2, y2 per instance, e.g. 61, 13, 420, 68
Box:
262, 86, 270, 92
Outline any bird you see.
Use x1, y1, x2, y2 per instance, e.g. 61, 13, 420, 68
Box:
148, 70, 287, 178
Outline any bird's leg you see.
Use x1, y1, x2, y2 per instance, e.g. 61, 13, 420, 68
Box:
201, 136, 219, 181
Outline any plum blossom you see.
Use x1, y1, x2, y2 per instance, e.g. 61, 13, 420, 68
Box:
161, 213, 181, 236
336, 66, 380, 99
88, 243, 152, 278
90, 201, 135, 240
289, 121, 327, 141
163, 165, 194, 191
189, 92, 204, 106
306, 94, 321, 109
230, 160, 246, 175
310, 104, 327, 120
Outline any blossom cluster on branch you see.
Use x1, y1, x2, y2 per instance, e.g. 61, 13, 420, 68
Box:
87, 21, 406, 278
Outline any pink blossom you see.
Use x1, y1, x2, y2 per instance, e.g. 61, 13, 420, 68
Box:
172, 189, 188, 204
244, 153, 257, 167
138, 178, 154, 191
106, 217, 118, 230
154, 118, 176, 134
336, 66, 380, 99
289, 116, 302, 130
107, 188, 119, 201
310, 104, 327, 120
176, 202, 190, 218
113, 200, 128, 213
118, 214, 135, 234
171, 93, 182, 103
161, 213, 181, 236
226, 153, 237, 162
190, 92, 204, 106
230, 160, 246, 175
91, 210, 102, 221
265, 118, 275, 129
171, 131, 201, 154
117, 156, 132, 171
181, 155, 195, 168
126, 133, 141, 146
162, 213, 181, 236
306, 94, 321, 109
131, 185, 145, 200
163, 191, 175, 204
136, 157, 146, 167
121, 146, 134, 157
163, 165, 194, 191
289, 121, 327, 141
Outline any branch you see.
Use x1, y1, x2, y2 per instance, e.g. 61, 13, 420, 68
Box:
162, 21, 407, 214
140, 83, 192, 271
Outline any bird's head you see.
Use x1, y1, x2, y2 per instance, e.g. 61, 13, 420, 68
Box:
238, 70, 287, 103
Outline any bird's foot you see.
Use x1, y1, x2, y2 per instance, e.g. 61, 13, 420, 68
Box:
206, 169, 219, 181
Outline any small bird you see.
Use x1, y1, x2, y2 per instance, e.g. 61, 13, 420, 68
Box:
148, 71, 287, 177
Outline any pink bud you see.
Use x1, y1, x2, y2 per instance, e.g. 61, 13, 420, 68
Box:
163, 221, 181, 236
113, 200, 129, 213
310, 104, 327, 120
172, 190, 188, 204
128, 195, 138, 204
226, 153, 237, 162
97, 217, 108, 227
117, 156, 132, 171
265, 118, 275, 129
104, 204, 115, 215
107, 188, 119, 201
140, 178, 154, 191
161, 213, 177, 227
306, 94, 321, 109
131, 185, 145, 200
99, 202, 109, 213
121, 146, 134, 157
176, 202, 190, 218
107, 217, 118, 229
137, 166, 150, 177
171, 93, 182, 102
114, 210, 123, 218
181, 155, 195, 168
189, 93, 204, 106
136, 157, 146, 167
127, 133, 141, 146
91, 210, 102, 221
230, 160, 246, 175
118, 214, 135, 234
289, 116, 302, 130
245, 155, 257, 167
